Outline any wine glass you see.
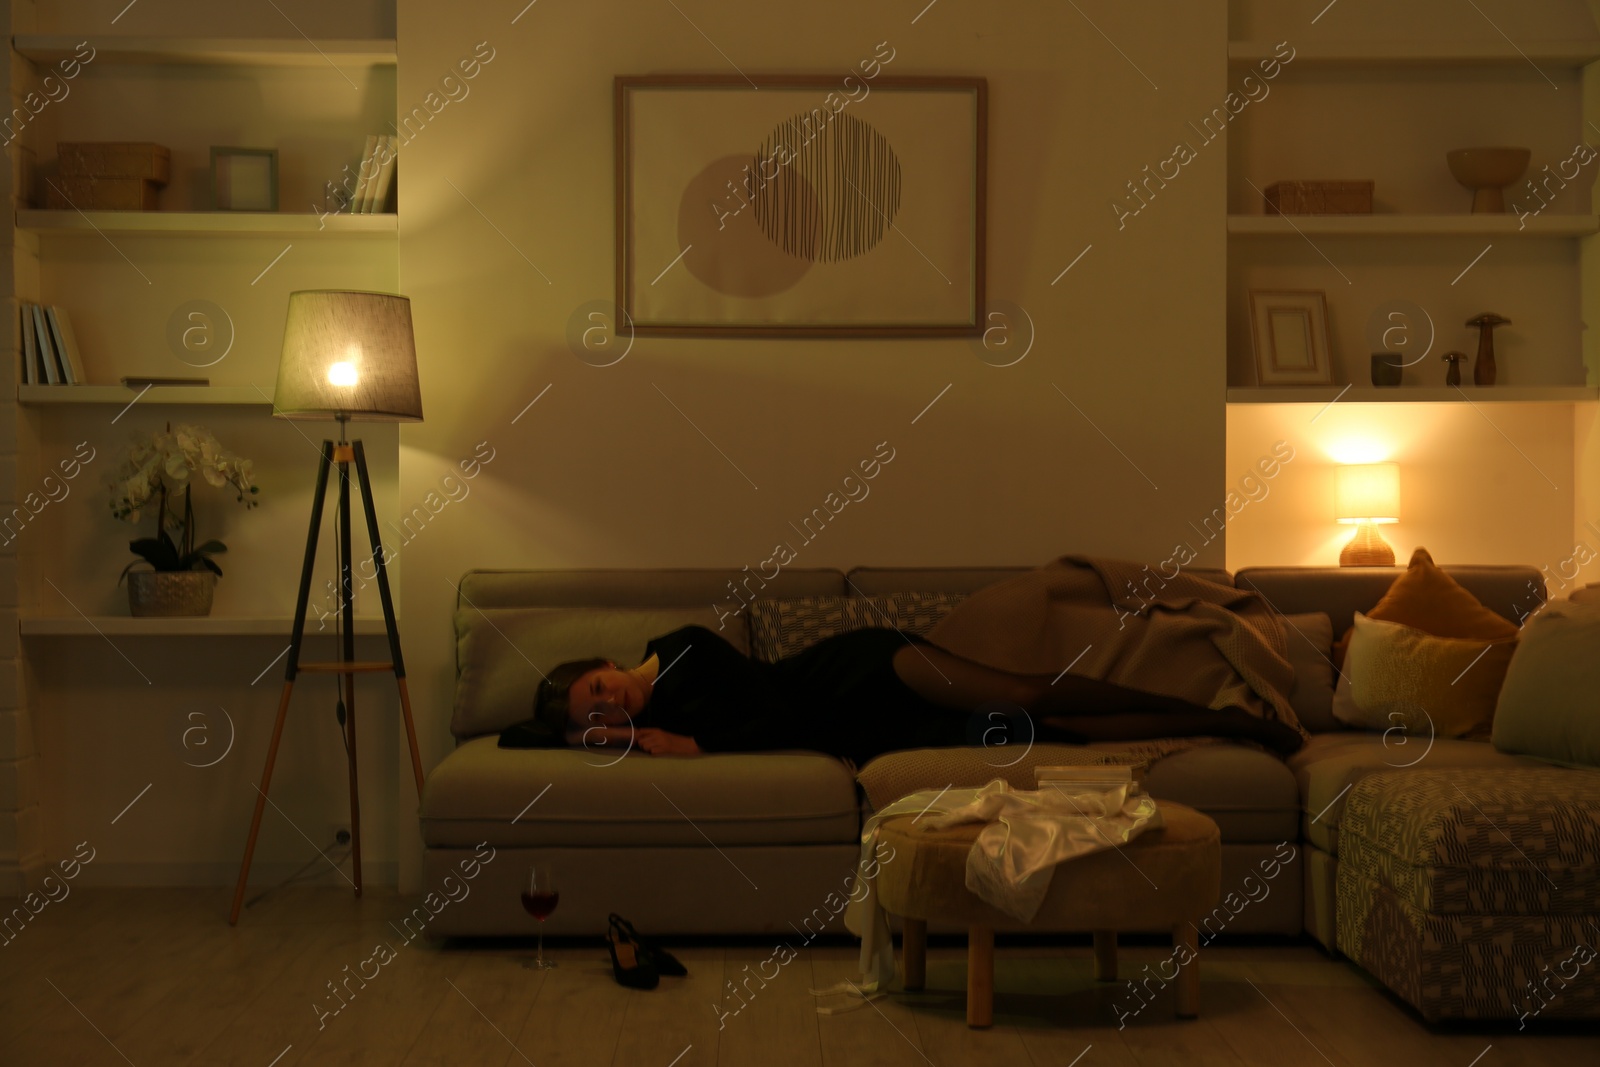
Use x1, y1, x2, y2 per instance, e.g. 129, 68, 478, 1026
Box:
520, 863, 559, 970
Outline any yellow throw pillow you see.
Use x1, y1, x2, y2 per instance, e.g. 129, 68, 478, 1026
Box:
1343, 612, 1517, 739
1334, 547, 1521, 668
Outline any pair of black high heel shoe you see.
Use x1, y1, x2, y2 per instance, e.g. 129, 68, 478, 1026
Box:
606, 912, 687, 990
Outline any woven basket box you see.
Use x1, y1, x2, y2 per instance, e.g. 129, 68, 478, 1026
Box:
1264, 180, 1373, 215
57, 142, 171, 184
46, 177, 161, 211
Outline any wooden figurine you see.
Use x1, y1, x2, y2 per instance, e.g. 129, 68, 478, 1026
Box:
1442, 351, 1466, 386
1467, 312, 1510, 386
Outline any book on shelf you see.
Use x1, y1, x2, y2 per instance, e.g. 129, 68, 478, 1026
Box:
351, 133, 377, 213
31, 305, 61, 384
20, 304, 37, 385
45, 306, 85, 384
365, 135, 397, 213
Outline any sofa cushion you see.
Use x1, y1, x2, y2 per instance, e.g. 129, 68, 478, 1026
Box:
421, 736, 860, 847
1339, 613, 1516, 739
1287, 732, 1543, 853
856, 743, 1144, 812
1492, 601, 1600, 768
747, 592, 966, 661
1340, 768, 1600, 916
857, 740, 1297, 843
1280, 612, 1337, 732
453, 606, 748, 738
1332, 548, 1521, 667
1138, 743, 1300, 842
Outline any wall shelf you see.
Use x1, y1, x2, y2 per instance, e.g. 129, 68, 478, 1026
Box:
20, 615, 393, 637
1226, 386, 1599, 404
1227, 214, 1599, 237
18, 384, 272, 405
13, 35, 397, 68
1227, 40, 1600, 67
17, 210, 397, 238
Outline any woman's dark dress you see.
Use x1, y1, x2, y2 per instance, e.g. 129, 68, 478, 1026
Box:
565, 625, 968, 764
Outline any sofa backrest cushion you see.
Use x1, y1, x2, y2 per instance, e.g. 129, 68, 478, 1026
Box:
845, 565, 1232, 596
748, 592, 968, 661
1492, 601, 1600, 767
451, 568, 848, 739
453, 606, 750, 739
1233, 565, 1543, 638
1280, 612, 1338, 732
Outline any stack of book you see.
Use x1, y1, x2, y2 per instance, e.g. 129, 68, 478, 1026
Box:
19, 304, 86, 385
1034, 763, 1142, 796
47, 142, 170, 211
350, 134, 398, 214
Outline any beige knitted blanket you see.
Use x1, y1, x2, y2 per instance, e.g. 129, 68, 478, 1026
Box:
924, 555, 1306, 739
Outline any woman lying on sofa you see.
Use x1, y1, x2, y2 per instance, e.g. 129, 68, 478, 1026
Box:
498, 624, 1305, 762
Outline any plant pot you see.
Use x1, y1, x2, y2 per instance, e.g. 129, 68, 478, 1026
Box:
127, 570, 216, 617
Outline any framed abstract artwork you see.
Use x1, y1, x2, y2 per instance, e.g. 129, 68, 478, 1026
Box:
615, 74, 987, 337
1248, 289, 1334, 385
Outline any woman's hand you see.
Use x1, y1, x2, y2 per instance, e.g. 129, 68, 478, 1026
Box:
636, 728, 702, 756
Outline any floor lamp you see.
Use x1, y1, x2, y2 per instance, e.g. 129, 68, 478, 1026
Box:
230, 290, 427, 925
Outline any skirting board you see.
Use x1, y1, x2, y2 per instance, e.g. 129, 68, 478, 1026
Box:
61, 861, 397, 888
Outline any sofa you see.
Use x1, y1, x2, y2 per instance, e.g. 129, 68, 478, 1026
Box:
418, 562, 1600, 1019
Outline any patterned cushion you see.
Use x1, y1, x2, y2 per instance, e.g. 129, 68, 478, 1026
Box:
747, 592, 967, 661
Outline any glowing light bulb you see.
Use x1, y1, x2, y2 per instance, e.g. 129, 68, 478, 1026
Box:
327, 361, 359, 387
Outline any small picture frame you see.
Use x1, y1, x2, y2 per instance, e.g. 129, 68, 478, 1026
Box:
1249, 289, 1333, 385
211, 147, 279, 212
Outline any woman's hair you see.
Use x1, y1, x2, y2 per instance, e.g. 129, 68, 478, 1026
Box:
532, 657, 613, 739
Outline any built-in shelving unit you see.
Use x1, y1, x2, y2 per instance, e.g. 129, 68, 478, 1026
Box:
13, 35, 396, 67
1227, 40, 1600, 67
1225, 14, 1600, 399
18, 385, 272, 405
18, 210, 397, 237
1226, 386, 1600, 404
19, 616, 393, 637
1226, 215, 1599, 238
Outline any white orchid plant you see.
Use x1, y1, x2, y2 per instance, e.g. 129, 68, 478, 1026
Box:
107, 424, 259, 580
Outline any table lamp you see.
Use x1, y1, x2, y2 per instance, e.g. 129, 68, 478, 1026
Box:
1336, 462, 1400, 567
231, 290, 427, 925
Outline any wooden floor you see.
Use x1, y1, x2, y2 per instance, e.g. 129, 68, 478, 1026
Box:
1, 888, 1595, 1065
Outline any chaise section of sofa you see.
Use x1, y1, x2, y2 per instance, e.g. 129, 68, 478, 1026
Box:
1235, 565, 1546, 949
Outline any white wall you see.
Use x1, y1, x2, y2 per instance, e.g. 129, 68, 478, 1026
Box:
393, 0, 1230, 884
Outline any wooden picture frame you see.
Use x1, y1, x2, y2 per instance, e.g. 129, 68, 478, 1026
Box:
211, 147, 279, 212
1249, 290, 1333, 385
615, 74, 987, 337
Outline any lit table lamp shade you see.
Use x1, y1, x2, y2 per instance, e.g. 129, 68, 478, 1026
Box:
1335, 462, 1400, 566
273, 290, 423, 422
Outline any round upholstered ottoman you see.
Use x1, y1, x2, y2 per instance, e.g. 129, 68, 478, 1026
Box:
873, 800, 1222, 1027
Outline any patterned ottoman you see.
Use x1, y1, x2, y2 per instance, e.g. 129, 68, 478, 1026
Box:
1337, 768, 1600, 1023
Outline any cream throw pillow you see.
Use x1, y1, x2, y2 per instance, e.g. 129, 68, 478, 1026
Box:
1338, 612, 1516, 739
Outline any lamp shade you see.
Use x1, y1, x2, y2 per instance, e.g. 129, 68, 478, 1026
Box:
274, 290, 423, 421
1336, 462, 1400, 524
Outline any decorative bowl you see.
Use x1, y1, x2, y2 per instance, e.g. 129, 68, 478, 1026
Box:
1446, 147, 1531, 214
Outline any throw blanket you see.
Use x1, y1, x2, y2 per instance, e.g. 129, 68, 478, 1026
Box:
925, 555, 1307, 741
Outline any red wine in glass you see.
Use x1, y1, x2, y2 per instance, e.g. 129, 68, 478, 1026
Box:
522, 864, 558, 969
521, 889, 560, 921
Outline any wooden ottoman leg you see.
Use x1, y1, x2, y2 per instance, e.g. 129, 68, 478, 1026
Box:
967, 924, 994, 1028
1174, 923, 1200, 1018
901, 918, 926, 991
1093, 930, 1118, 982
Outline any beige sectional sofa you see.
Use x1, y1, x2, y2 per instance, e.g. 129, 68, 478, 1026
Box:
419, 561, 1552, 960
